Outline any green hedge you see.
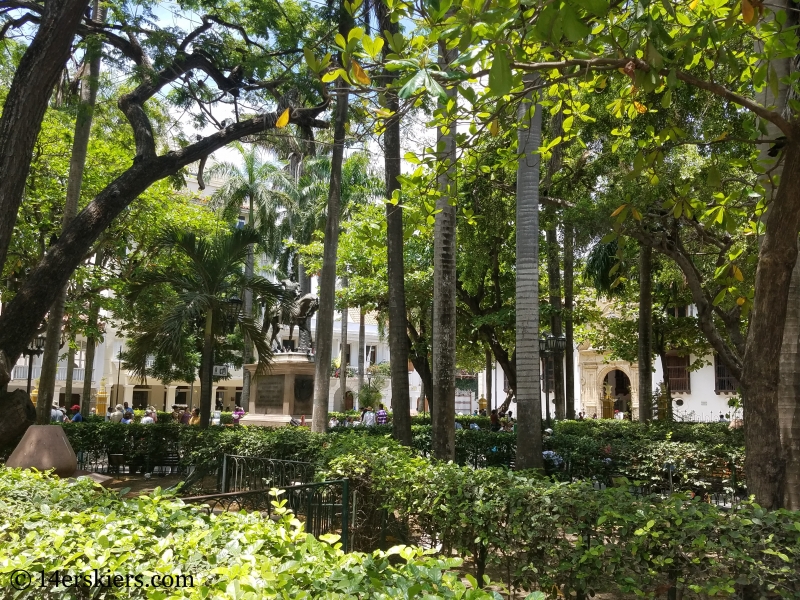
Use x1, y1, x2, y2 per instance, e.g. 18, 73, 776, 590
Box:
0, 420, 745, 493
0, 467, 502, 599
321, 435, 800, 599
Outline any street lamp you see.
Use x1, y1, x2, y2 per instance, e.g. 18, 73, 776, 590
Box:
23, 335, 46, 395
539, 333, 552, 427
223, 296, 242, 332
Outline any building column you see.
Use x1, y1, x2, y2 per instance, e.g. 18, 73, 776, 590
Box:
166, 385, 177, 410
122, 384, 135, 408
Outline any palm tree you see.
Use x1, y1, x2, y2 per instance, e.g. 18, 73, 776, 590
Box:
515, 82, 544, 471
207, 143, 294, 410
125, 227, 287, 427
432, 40, 458, 461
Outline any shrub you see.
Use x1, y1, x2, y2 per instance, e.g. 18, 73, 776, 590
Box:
320, 435, 800, 599
0, 467, 501, 599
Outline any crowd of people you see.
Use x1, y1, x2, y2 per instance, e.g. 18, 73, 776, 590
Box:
327, 404, 389, 428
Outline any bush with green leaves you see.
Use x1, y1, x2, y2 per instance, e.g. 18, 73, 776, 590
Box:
0, 467, 504, 599
320, 436, 800, 599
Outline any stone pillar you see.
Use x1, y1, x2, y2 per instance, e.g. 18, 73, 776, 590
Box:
122, 384, 135, 408
284, 374, 295, 415
166, 385, 177, 410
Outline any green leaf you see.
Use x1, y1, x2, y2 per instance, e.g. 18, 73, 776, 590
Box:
581, 0, 610, 17
562, 5, 591, 42
489, 46, 512, 96
399, 70, 427, 99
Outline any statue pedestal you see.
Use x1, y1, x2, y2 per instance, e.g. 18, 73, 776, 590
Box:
244, 353, 316, 427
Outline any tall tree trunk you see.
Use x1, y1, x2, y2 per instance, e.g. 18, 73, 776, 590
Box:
485, 347, 493, 409
564, 225, 575, 420
384, 37, 412, 445
546, 226, 565, 420
408, 332, 433, 415
779, 253, 800, 509
37, 0, 106, 424
658, 348, 672, 421
358, 307, 365, 394
515, 82, 544, 471
339, 278, 348, 412
638, 244, 653, 421
200, 311, 214, 428
431, 41, 458, 461
81, 304, 99, 417
311, 3, 352, 432
0, 0, 88, 276
241, 243, 254, 410
64, 343, 75, 407
741, 139, 800, 509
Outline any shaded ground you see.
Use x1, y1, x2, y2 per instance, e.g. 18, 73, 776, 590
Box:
105, 474, 184, 498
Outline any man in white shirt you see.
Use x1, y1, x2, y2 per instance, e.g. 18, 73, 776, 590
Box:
361, 407, 377, 427
140, 409, 155, 424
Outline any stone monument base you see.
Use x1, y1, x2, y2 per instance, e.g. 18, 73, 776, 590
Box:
6, 425, 78, 477
246, 353, 315, 423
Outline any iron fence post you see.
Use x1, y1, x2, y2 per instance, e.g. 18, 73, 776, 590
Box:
341, 479, 349, 553
221, 454, 228, 493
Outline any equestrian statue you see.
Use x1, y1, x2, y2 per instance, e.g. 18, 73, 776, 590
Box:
267, 279, 319, 351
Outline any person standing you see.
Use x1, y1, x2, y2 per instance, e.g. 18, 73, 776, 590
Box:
376, 404, 388, 425
69, 405, 84, 422
109, 404, 124, 423
50, 402, 65, 423
490, 409, 501, 432
361, 406, 377, 427
140, 409, 155, 424
233, 404, 245, 426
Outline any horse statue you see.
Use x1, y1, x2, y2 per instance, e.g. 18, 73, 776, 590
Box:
267, 280, 319, 351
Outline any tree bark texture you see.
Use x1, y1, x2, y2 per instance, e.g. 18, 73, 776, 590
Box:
81, 333, 96, 416
741, 138, 800, 509
384, 62, 412, 445
37, 1, 106, 423
546, 227, 565, 420
515, 90, 544, 471
638, 244, 653, 421
0, 0, 89, 274
432, 41, 458, 462
200, 311, 214, 428
564, 225, 575, 420
311, 64, 350, 432
779, 251, 800, 510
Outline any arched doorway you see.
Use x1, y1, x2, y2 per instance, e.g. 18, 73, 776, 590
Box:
602, 369, 632, 416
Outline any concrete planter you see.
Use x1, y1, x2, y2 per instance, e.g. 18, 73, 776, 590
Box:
6, 425, 78, 477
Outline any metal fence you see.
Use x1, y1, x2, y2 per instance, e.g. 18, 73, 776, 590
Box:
221, 454, 316, 493
183, 479, 351, 551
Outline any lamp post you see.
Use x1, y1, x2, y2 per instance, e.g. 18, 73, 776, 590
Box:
223, 296, 242, 332
115, 347, 122, 407
23, 335, 46, 395
547, 333, 567, 421
539, 334, 552, 427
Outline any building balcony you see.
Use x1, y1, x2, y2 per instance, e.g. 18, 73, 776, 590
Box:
12, 366, 87, 382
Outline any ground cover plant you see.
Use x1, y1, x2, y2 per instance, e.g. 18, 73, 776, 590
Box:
0, 467, 502, 599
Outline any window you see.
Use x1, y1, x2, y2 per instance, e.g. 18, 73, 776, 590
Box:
668, 305, 689, 318
715, 354, 738, 393
666, 355, 691, 393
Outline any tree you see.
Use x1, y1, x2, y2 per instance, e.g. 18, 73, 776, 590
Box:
311, 0, 354, 433
125, 227, 287, 428
0, 0, 88, 285
208, 142, 293, 410
37, 0, 106, 423
431, 38, 458, 462
515, 85, 544, 471
0, 3, 331, 386
638, 244, 653, 421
